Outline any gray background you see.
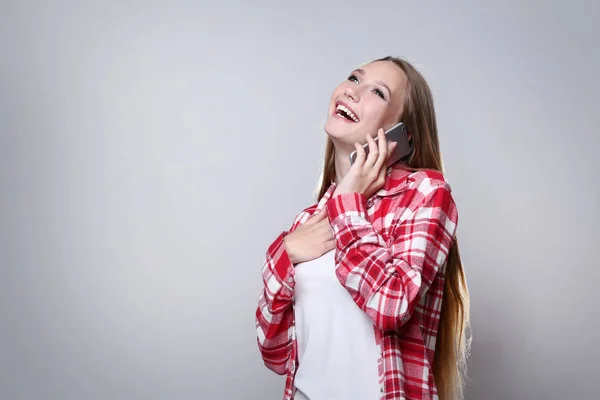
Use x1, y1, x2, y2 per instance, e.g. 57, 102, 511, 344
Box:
1, 0, 598, 399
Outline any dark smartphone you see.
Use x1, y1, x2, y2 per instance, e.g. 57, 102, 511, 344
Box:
349, 122, 412, 166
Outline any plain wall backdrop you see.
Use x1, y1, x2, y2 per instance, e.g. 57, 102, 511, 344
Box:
1, 0, 598, 399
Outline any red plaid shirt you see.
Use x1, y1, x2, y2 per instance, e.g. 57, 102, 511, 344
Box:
256, 165, 459, 400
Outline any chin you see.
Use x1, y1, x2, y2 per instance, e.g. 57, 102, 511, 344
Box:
324, 123, 343, 140
325, 117, 359, 142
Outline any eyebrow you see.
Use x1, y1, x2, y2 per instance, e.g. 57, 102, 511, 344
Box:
354, 68, 391, 94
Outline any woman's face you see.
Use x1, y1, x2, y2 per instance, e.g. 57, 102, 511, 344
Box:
324, 61, 408, 151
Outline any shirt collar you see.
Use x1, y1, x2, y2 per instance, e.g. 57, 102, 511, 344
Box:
376, 163, 413, 197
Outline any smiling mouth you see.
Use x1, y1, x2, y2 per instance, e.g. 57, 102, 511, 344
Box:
334, 103, 359, 122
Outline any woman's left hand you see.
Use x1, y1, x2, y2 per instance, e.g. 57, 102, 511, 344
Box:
333, 128, 397, 199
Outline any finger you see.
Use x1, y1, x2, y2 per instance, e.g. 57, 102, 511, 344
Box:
389, 142, 397, 161
309, 209, 327, 223
380, 141, 396, 168
321, 221, 334, 236
377, 158, 388, 186
365, 134, 379, 167
312, 215, 332, 231
373, 128, 388, 170
352, 142, 366, 167
316, 218, 333, 234
366, 158, 389, 195
304, 209, 325, 225
315, 208, 327, 219
379, 159, 388, 180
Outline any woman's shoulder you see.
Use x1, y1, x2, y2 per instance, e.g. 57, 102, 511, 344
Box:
384, 165, 453, 197
407, 168, 452, 191
385, 166, 458, 222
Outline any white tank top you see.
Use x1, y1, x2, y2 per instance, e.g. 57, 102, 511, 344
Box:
293, 250, 381, 400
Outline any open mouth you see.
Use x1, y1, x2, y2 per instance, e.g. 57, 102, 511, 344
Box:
334, 102, 359, 122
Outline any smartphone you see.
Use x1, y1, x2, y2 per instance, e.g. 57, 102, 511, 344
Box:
349, 122, 412, 166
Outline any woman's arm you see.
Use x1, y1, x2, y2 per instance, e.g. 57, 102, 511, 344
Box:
255, 230, 297, 375
255, 206, 318, 374
326, 175, 458, 332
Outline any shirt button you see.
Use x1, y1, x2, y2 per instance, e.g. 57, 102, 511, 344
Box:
380, 387, 384, 393
402, 315, 408, 322
367, 198, 374, 207
288, 277, 293, 283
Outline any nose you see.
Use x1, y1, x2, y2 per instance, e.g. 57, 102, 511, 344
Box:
344, 86, 359, 102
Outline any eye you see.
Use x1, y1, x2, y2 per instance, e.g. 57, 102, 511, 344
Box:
372, 88, 385, 99
347, 74, 359, 84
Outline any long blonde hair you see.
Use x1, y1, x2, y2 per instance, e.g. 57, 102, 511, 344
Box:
317, 56, 471, 400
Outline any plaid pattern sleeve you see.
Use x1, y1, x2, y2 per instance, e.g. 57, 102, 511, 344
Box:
255, 208, 312, 379
326, 178, 458, 333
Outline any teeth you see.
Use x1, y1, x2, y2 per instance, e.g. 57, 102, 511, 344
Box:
336, 104, 358, 122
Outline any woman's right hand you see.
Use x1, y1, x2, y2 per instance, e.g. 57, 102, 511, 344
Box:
283, 209, 335, 265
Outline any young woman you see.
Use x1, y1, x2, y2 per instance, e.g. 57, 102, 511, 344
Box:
255, 56, 470, 400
